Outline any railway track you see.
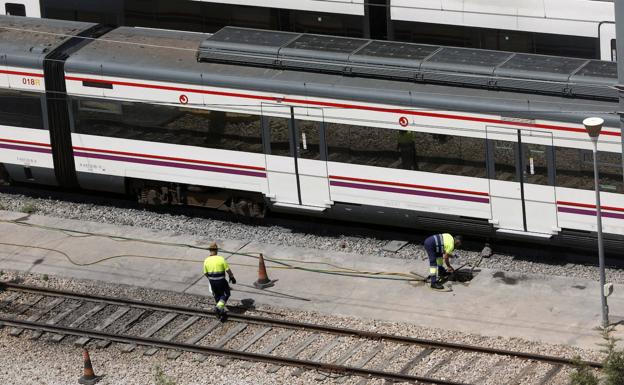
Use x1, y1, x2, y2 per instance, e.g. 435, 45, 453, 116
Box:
0, 282, 600, 384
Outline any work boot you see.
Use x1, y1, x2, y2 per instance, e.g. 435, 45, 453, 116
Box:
430, 282, 445, 291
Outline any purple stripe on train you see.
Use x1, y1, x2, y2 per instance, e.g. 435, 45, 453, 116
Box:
558, 206, 624, 220
0, 143, 52, 154
330, 180, 490, 204
73, 151, 267, 178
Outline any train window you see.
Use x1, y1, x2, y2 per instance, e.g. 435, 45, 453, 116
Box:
326, 123, 350, 163
72, 97, 263, 153
155, 0, 203, 32
219, 112, 263, 153
534, 33, 598, 60
230, 5, 274, 30
43, 7, 75, 22
124, 0, 158, 29
393, 21, 479, 48
268, 117, 291, 156
326, 123, 401, 168
392, 21, 598, 60
201, 3, 277, 33
555, 147, 623, 193
493, 140, 517, 182
203, 4, 231, 33
348, 125, 393, 167
296, 120, 323, 160
82, 81, 113, 90
0, 89, 44, 129
596, 152, 624, 193
326, 123, 487, 176
416, 132, 487, 178
291, 11, 363, 38
396, 130, 418, 170
5, 3, 26, 16
522, 144, 550, 186
76, 11, 119, 25
42, 0, 123, 24
78, 100, 121, 114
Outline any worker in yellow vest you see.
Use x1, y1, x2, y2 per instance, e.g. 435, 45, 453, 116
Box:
203, 242, 236, 320
423, 233, 462, 291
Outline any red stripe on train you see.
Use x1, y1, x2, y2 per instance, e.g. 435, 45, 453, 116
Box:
0, 69, 44, 78
65, 75, 621, 137
0, 138, 50, 147
329, 175, 489, 197
557, 200, 624, 213
72, 146, 266, 171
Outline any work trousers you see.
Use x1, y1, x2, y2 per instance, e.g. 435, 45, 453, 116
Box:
209, 279, 231, 305
423, 235, 447, 284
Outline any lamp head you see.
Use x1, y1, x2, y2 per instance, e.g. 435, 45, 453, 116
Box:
583, 117, 604, 139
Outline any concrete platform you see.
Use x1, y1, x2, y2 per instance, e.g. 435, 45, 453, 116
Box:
0, 210, 622, 350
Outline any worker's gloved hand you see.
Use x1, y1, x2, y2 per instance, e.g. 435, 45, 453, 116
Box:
229, 276, 236, 284
447, 267, 455, 273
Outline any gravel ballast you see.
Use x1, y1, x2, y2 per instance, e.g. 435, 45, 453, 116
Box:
0, 271, 605, 385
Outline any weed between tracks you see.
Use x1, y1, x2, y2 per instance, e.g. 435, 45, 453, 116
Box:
19, 202, 37, 214
570, 327, 624, 384
153, 366, 177, 385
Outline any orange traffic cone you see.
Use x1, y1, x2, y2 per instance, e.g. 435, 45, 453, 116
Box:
253, 253, 276, 289
78, 349, 100, 385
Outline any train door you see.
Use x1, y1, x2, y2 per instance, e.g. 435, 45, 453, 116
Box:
263, 104, 331, 211
487, 126, 558, 235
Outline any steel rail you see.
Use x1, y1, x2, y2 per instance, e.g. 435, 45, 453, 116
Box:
0, 317, 470, 385
0, 282, 602, 368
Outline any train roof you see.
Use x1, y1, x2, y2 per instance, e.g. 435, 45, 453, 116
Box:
0, 15, 95, 68
64, 25, 618, 127
65, 27, 210, 85
198, 27, 618, 101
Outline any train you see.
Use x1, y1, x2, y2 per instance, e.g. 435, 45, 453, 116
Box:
0, 0, 618, 60
1, 15, 624, 253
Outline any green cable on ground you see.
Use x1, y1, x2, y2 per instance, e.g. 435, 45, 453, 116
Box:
0, 218, 426, 281
0, 241, 419, 281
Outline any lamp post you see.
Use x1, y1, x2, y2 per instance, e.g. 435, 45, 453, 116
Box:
582, 117, 609, 329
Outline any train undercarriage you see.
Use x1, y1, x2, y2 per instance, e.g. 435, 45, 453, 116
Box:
127, 179, 266, 218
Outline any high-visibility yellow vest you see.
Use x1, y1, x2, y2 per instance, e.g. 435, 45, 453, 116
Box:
203, 255, 229, 280
441, 233, 454, 255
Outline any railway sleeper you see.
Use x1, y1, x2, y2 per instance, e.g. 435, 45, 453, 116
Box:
0, 284, 603, 373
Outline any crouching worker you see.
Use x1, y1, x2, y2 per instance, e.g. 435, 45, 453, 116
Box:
203, 242, 236, 320
423, 233, 462, 291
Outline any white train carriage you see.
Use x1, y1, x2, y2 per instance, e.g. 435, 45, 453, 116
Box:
1, 15, 623, 252
0, 16, 98, 185
1, 0, 618, 60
